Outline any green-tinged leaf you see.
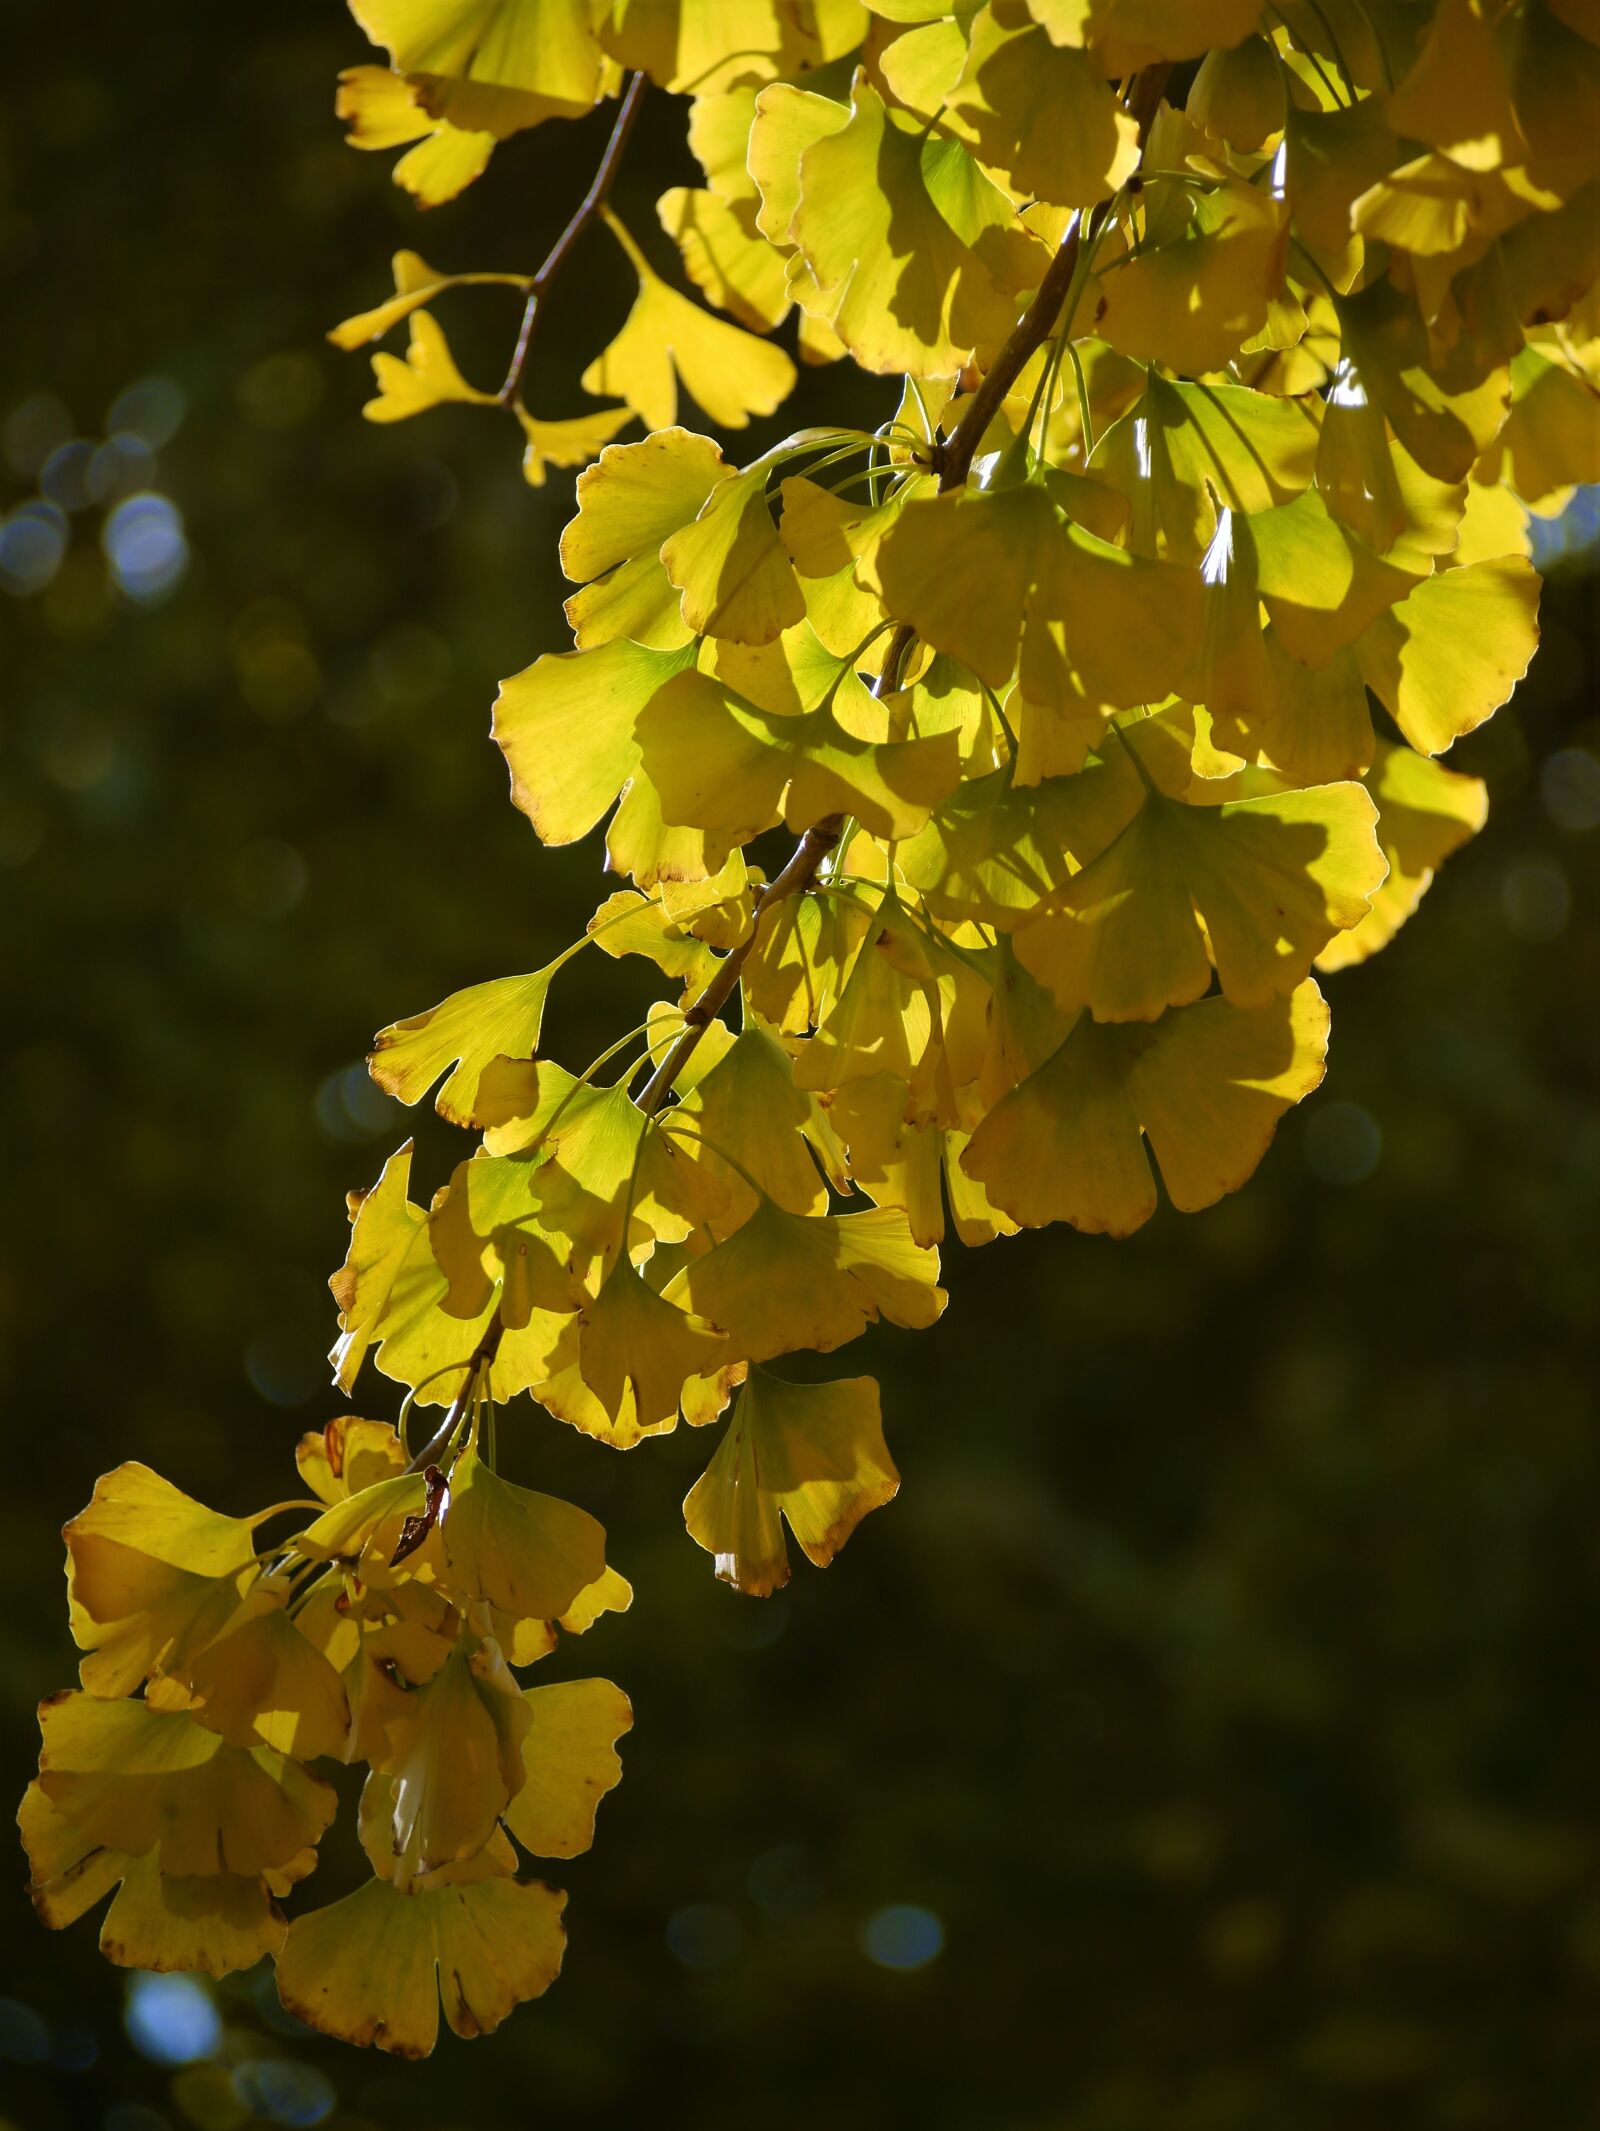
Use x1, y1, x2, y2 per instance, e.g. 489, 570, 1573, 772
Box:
1014, 762, 1385, 1018
491, 637, 697, 847
1355, 555, 1540, 755
661, 463, 805, 644
670, 1198, 945, 1362
963, 981, 1330, 1237
684, 1371, 897, 1595
1317, 741, 1489, 971
636, 670, 962, 842
789, 73, 1039, 376
369, 968, 560, 1124
441, 1443, 608, 1621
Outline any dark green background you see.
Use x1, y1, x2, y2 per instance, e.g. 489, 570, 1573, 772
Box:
4, 5, 1598, 2127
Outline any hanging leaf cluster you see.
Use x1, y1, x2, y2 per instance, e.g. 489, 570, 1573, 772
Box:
25, 0, 1600, 2054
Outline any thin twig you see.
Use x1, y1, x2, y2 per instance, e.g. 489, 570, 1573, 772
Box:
633, 65, 1171, 1120
938, 64, 1170, 489
497, 73, 648, 407
404, 1319, 505, 1474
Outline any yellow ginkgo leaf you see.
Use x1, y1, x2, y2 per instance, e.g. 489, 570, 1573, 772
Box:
1485, 347, 1600, 506
575, 1257, 728, 1438
334, 70, 496, 206
1316, 741, 1489, 971
962, 981, 1330, 1237
1335, 279, 1511, 482
515, 403, 635, 488
1028, 0, 1267, 69
583, 211, 796, 432
948, 8, 1141, 207
1354, 554, 1540, 755
438, 1441, 608, 1621
490, 636, 698, 847
636, 669, 962, 844
688, 84, 762, 202
350, 0, 606, 121
65, 1464, 261, 1701
364, 311, 495, 423
1182, 504, 1272, 721
558, 1561, 635, 1636
1187, 31, 1284, 152
790, 73, 1039, 376
657, 186, 791, 329
374, 1628, 530, 1881
503, 1678, 631, 1857
328, 1141, 429, 1393
588, 887, 719, 992
683, 1370, 898, 1596
671, 1026, 838, 1220
20, 1783, 298, 1977
155, 1570, 351, 1762
1090, 179, 1287, 378
295, 1416, 409, 1505
294, 1471, 429, 1574
897, 765, 1113, 929
1211, 632, 1376, 788
748, 81, 852, 244
532, 1080, 727, 1265
276, 1871, 566, 2057
35, 1692, 337, 1879
1014, 759, 1384, 1019
790, 894, 971, 1108
671, 1198, 946, 1362
101, 1852, 295, 1977
661, 463, 805, 645
600, 0, 805, 94
1249, 487, 1422, 665
1383, 0, 1522, 174
560, 425, 730, 583
1089, 370, 1322, 566
870, 482, 1203, 712
369, 967, 561, 1124
329, 247, 465, 350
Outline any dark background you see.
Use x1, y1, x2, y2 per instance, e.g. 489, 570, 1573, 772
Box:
3, 5, 1598, 2127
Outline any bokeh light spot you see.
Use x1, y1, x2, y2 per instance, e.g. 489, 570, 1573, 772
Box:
108, 376, 187, 449
0, 501, 69, 595
231, 2059, 337, 2127
862, 1903, 944, 1971
124, 1974, 220, 2066
103, 493, 188, 603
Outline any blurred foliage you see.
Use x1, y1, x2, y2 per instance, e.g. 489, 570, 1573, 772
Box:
3, 1, 1599, 2125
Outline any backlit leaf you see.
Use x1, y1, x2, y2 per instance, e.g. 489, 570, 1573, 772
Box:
963, 981, 1330, 1236
276, 1872, 566, 2057
684, 1370, 898, 1595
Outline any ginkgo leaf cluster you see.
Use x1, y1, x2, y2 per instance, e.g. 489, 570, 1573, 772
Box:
28, 0, 1600, 2057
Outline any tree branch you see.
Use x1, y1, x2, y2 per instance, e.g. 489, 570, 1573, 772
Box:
632, 65, 1171, 1120
497, 73, 648, 407
404, 1319, 505, 1474
937, 63, 1170, 490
